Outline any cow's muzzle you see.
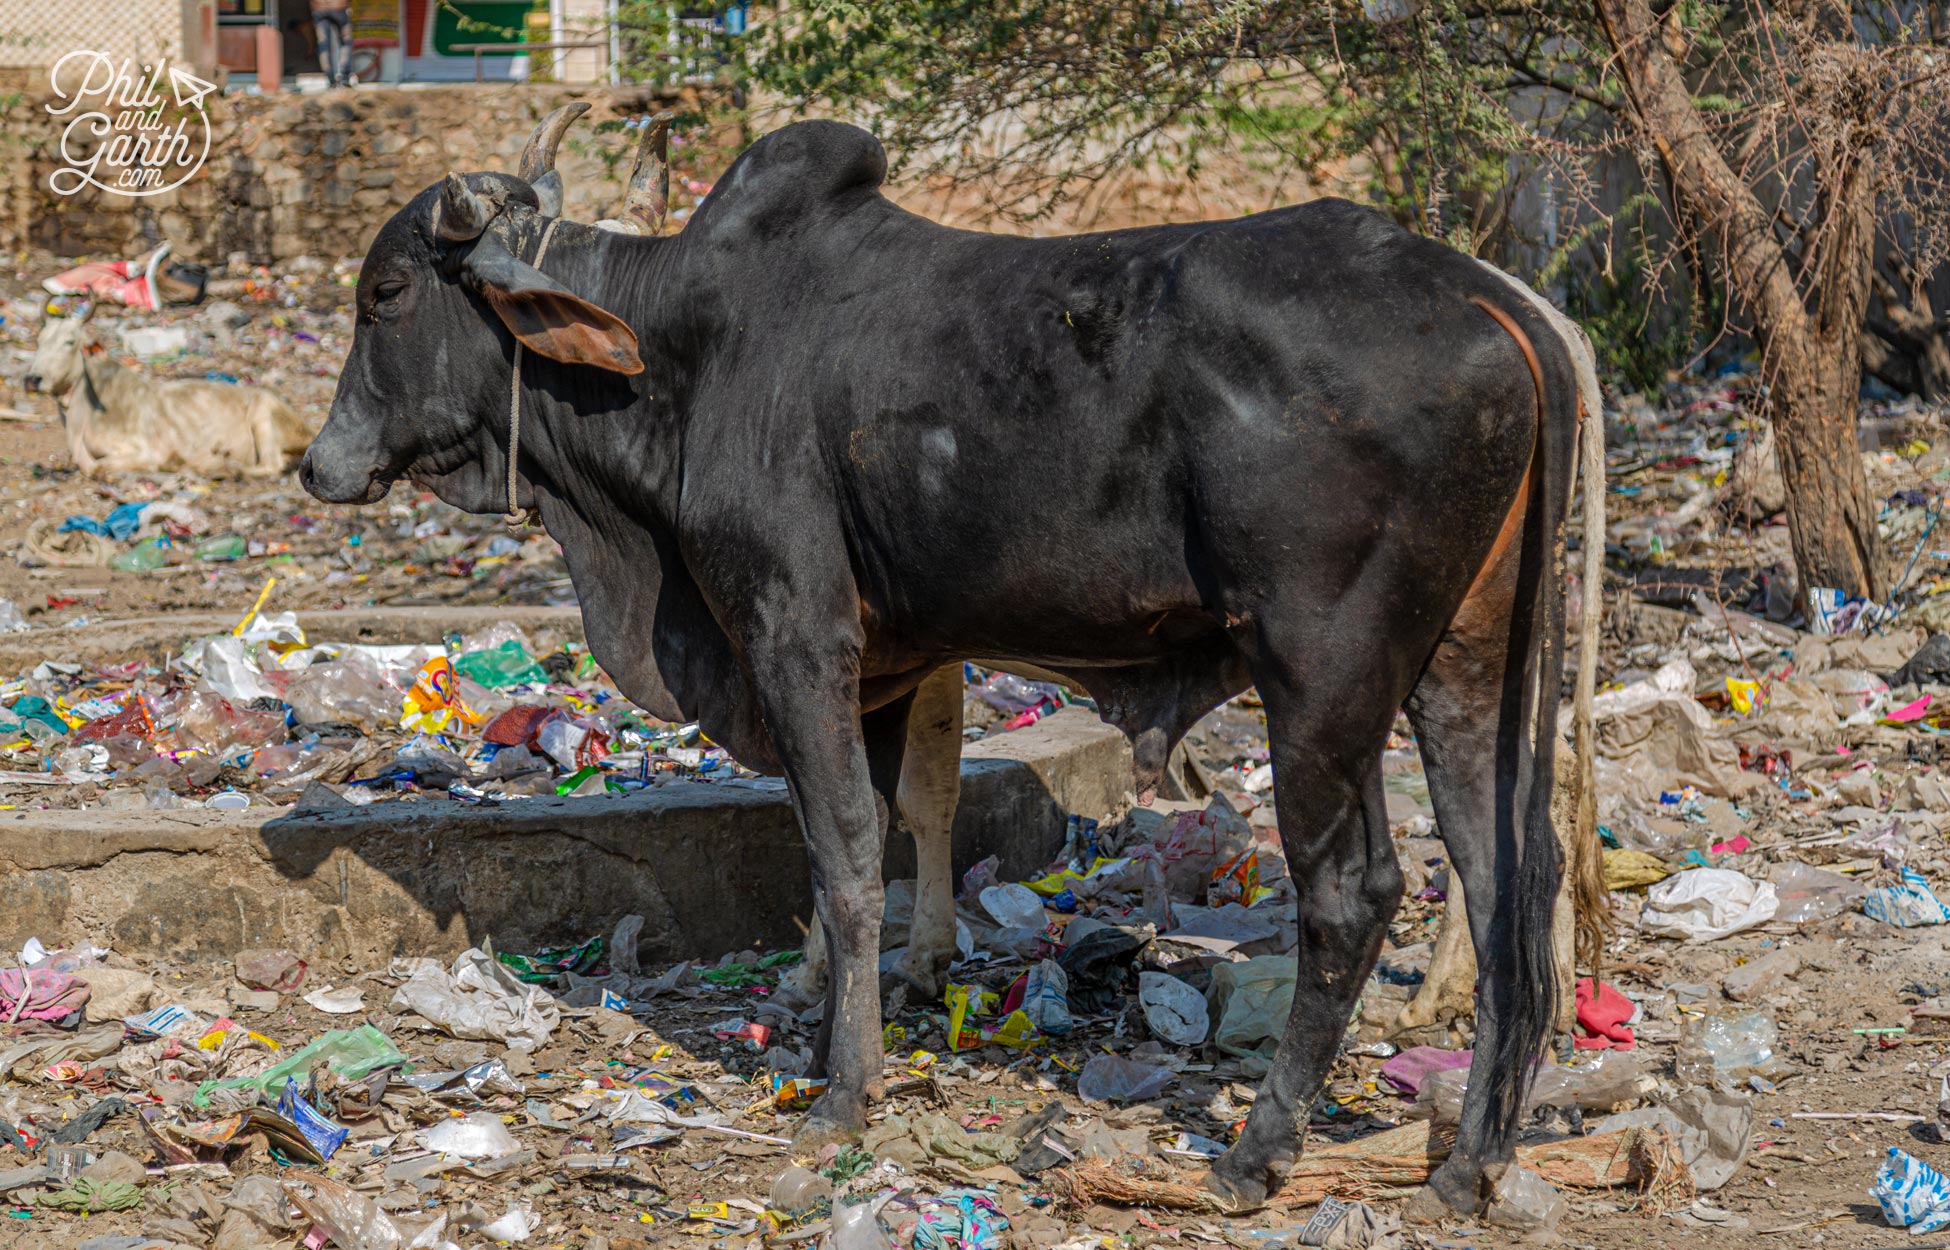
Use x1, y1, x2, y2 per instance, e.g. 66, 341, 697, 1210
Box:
21, 375, 40, 394
299, 447, 391, 505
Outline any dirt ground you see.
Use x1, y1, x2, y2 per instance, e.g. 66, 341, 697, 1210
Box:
0, 250, 1947, 1249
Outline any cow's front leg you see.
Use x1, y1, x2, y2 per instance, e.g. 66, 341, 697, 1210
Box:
746, 640, 890, 1148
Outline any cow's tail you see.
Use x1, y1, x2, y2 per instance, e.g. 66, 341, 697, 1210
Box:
1568, 326, 1610, 981
1464, 293, 1578, 1151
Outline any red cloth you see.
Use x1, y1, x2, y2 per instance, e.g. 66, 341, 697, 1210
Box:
482, 704, 554, 747
1574, 977, 1636, 1050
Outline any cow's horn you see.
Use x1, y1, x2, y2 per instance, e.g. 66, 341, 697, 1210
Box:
623, 112, 673, 235
519, 101, 589, 217
435, 172, 496, 243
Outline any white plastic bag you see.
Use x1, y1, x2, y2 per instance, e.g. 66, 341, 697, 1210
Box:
418, 1111, 520, 1159
474, 1202, 534, 1242
1639, 868, 1778, 941
1138, 971, 1209, 1046
192, 635, 281, 703
1022, 959, 1072, 1035
979, 884, 1047, 931
389, 943, 560, 1052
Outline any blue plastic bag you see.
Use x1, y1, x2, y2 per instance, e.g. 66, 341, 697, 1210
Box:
1874, 1147, 1950, 1233
276, 1077, 349, 1160
1863, 866, 1950, 928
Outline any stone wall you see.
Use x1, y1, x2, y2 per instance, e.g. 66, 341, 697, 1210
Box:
0, 84, 688, 264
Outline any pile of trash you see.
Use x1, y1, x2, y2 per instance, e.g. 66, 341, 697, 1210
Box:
0, 766, 1724, 1250
0, 606, 748, 811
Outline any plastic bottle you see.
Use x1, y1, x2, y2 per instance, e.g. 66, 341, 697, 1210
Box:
768, 1165, 832, 1216
195, 534, 247, 562
110, 538, 170, 572
1675, 1008, 1777, 1081
830, 1198, 897, 1250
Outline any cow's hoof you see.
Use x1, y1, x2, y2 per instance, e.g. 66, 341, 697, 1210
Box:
1406, 1158, 1488, 1223
772, 968, 826, 1013
794, 1093, 866, 1152
888, 952, 948, 1000
1202, 1154, 1274, 1213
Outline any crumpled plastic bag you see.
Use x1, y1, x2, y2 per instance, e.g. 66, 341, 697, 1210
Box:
1206, 955, 1295, 1057
37, 1178, 143, 1212
191, 635, 282, 704
1639, 868, 1778, 941
1021, 959, 1072, 1036
1486, 1165, 1563, 1234
194, 1025, 405, 1107
390, 943, 559, 1053
1076, 1053, 1173, 1104
1137, 972, 1209, 1046
1862, 866, 1950, 928
419, 1112, 519, 1160
1592, 660, 1765, 801
1874, 1147, 1950, 1233
1770, 861, 1868, 925
1596, 1087, 1753, 1190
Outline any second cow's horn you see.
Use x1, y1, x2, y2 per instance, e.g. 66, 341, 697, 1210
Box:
519, 101, 590, 218
624, 112, 673, 235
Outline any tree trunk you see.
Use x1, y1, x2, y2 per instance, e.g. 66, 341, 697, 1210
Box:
1769, 338, 1888, 602
1595, 0, 1888, 601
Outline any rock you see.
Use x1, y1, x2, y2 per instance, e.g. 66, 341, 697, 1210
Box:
80, 969, 157, 1022
80, 1151, 149, 1187
1722, 947, 1801, 1002
229, 987, 281, 1012
1835, 768, 1881, 808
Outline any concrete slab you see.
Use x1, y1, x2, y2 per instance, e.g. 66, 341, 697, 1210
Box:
5, 708, 1133, 966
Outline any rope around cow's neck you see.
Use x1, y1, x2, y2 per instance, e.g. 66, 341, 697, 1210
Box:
505, 217, 562, 532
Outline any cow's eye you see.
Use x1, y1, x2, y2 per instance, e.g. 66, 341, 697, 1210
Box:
374, 280, 407, 304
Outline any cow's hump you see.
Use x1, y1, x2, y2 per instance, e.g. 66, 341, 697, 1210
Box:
691, 120, 887, 240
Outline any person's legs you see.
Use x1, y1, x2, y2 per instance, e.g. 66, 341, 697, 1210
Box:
315, 13, 350, 87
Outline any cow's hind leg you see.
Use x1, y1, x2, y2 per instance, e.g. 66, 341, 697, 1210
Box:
1206, 641, 1404, 1208
1402, 520, 1563, 1217
889, 665, 962, 998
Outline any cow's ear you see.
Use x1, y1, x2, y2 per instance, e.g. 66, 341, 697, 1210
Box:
461, 237, 644, 376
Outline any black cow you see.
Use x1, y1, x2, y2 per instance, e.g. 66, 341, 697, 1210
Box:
303, 115, 1603, 1214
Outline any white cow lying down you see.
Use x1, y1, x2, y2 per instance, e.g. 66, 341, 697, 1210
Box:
24, 313, 309, 479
